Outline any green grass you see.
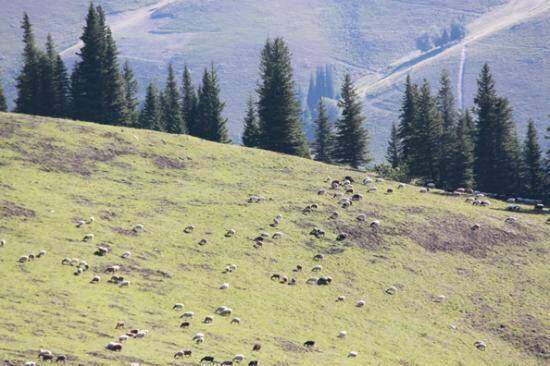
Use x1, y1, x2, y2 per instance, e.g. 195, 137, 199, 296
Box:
0, 112, 548, 365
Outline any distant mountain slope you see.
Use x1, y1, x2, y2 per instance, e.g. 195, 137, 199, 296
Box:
0, 0, 548, 159
0, 113, 549, 365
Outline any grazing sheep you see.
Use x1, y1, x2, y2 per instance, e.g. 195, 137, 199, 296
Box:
312, 265, 322, 272
86, 217, 94, 224
82, 234, 94, 242
329, 211, 339, 219
356, 214, 367, 222
345, 187, 354, 194
338, 331, 347, 338
356, 300, 365, 307
280, 275, 288, 284
69, 258, 80, 266
225, 229, 236, 237
376, 177, 384, 183
55, 355, 67, 363
310, 228, 325, 238
121, 251, 131, 259
174, 351, 185, 359
106, 342, 122, 351
272, 232, 283, 239
362, 177, 372, 185
368, 187, 378, 193
288, 278, 297, 286
220, 282, 230, 290
252, 343, 261, 351
18, 256, 29, 263
181, 311, 194, 318
336, 232, 349, 241
221, 361, 233, 366
398, 183, 405, 189
183, 225, 195, 234
90, 275, 100, 284
28, 254, 35, 260
333, 192, 344, 199
200, 355, 214, 363
132, 224, 144, 233
370, 220, 380, 232
76, 220, 86, 228
534, 203, 544, 211
317, 276, 332, 285
348, 351, 358, 358
336, 295, 346, 302
119, 280, 130, 287
474, 340, 486, 351
74, 267, 83, 276
306, 277, 319, 285
434, 294, 446, 303
303, 340, 315, 348
233, 354, 245, 362
331, 180, 340, 189
105, 265, 121, 273
179, 321, 190, 329
505, 216, 518, 224
198, 238, 208, 246
231, 317, 241, 325
351, 194, 363, 201
471, 224, 481, 231
203, 316, 214, 324
318, 189, 326, 195
119, 335, 129, 342
108, 275, 124, 284
386, 188, 394, 194
24, 362, 36, 366
271, 274, 280, 281
313, 254, 324, 261
216, 306, 233, 317
115, 321, 125, 329
293, 264, 303, 272
94, 246, 109, 256
223, 264, 238, 273
135, 330, 149, 338
507, 204, 521, 212
427, 183, 435, 189
193, 333, 205, 343
37, 250, 46, 258
385, 286, 397, 295
340, 199, 351, 209
248, 361, 258, 366
248, 195, 264, 203
419, 188, 428, 193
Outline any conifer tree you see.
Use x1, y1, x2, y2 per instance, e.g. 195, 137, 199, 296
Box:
0, 74, 7, 112
101, 29, 127, 125
474, 64, 521, 194
242, 96, 261, 147
162, 64, 185, 134
411, 80, 442, 182
325, 65, 335, 99
386, 123, 401, 168
138, 82, 163, 130
196, 66, 230, 143
256, 38, 309, 157
122, 60, 138, 126
521, 119, 544, 198
437, 70, 458, 189
15, 13, 42, 115
37, 34, 58, 117
71, 4, 105, 122
333, 74, 370, 168
446, 110, 474, 189
398, 75, 419, 165
306, 74, 317, 112
52, 55, 70, 117
312, 99, 334, 163
181, 66, 198, 136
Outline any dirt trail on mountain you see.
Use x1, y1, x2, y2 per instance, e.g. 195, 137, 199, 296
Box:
457, 44, 467, 109
355, 0, 550, 96
60, 0, 176, 58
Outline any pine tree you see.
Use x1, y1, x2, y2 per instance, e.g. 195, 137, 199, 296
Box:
242, 96, 260, 147
446, 110, 474, 189
0, 74, 7, 112
52, 55, 70, 117
256, 38, 309, 157
521, 119, 544, 198
473, 64, 521, 194
101, 28, 127, 125
386, 123, 401, 168
37, 34, 58, 117
398, 75, 419, 165
436, 70, 458, 189
312, 99, 334, 163
15, 13, 42, 115
333, 74, 370, 168
181, 66, 198, 136
411, 80, 442, 182
196, 65, 230, 143
325, 65, 335, 99
71, 4, 105, 122
162, 64, 185, 134
122, 60, 139, 126
138, 82, 163, 130
306, 74, 316, 112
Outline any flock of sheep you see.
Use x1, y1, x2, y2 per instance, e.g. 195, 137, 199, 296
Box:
5, 171, 542, 366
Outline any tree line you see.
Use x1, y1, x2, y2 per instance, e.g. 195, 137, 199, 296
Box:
385, 65, 548, 201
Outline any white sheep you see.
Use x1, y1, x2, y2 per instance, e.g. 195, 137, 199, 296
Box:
37, 250, 46, 258
419, 188, 428, 193
233, 354, 245, 362
336, 295, 346, 302
121, 251, 131, 259
434, 294, 446, 303
225, 229, 236, 237
220, 283, 230, 290
132, 224, 145, 233
183, 225, 195, 234
318, 188, 326, 195
385, 286, 397, 295
272, 232, 283, 239
311, 265, 322, 272
362, 177, 372, 185
329, 211, 339, 219
356, 214, 367, 222
119, 280, 130, 287
338, 331, 347, 338
0, 239, 4, 247
173, 303, 184, 311
474, 340, 486, 351
368, 187, 378, 193
18, 255, 29, 263
505, 216, 518, 224
181, 311, 194, 318
348, 351, 358, 358
231, 317, 241, 325
356, 300, 365, 307
83, 233, 94, 242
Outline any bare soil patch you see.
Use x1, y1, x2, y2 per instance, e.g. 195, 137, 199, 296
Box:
1, 201, 36, 219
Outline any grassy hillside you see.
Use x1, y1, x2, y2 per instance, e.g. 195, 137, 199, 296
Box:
0, 113, 549, 366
